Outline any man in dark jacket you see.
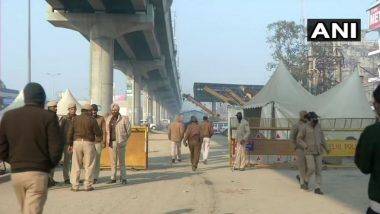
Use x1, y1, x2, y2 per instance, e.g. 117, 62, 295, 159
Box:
67, 102, 101, 191
355, 85, 380, 214
0, 83, 63, 214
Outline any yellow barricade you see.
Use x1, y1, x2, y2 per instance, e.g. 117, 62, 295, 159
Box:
100, 126, 149, 170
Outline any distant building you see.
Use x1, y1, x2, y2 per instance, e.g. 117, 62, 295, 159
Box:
0, 80, 19, 110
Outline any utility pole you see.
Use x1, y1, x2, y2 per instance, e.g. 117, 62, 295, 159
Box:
27, 0, 31, 83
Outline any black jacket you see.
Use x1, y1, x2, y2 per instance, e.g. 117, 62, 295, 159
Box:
355, 122, 380, 203
0, 104, 64, 173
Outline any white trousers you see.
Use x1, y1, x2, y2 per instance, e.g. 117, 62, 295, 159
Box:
201, 137, 211, 161
171, 141, 181, 160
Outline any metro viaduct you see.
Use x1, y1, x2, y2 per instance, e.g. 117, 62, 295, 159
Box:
46, 0, 181, 124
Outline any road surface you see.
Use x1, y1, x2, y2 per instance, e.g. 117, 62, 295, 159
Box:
0, 133, 370, 214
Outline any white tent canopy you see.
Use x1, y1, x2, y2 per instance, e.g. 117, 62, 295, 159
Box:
57, 89, 82, 116
315, 71, 375, 118
244, 62, 375, 119
0, 90, 24, 116
244, 62, 314, 118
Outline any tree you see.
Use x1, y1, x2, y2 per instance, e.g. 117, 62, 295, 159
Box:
266, 21, 308, 86
266, 21, 341, 95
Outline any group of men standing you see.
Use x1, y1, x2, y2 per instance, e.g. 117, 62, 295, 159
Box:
0, 83, 131, 214
290, 111, 329, 195
168, 115, 214, 171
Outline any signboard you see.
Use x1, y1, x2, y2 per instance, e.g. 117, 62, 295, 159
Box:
370, 3, 380, 30
326, 140, 357, 157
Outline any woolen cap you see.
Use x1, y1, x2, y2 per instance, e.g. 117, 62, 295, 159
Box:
23, 82, 46, 105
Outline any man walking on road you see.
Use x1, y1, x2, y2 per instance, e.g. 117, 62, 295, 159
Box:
355, 85, 380, 214
60, 103, 77, 184
290, 111, 308, 190
91, 104, 106, 184
67, 103, 102, 191
0, 83, 63, 214
183, 116, 202, 171
297, 112, 329, 195
233, 112, 250, 171
200, 116, 214, 164
105, 103, 131, 185
168, 115, 185, 163
46, 100, 59, 187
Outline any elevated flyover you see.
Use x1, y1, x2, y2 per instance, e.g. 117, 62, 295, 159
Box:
46, 0, 181, 123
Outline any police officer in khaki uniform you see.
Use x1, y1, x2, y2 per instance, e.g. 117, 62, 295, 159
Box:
289, 111, 308, 190
67, 103, 101, 191
60, 103, 77, 184
91, 104, 106, 184
297, 112, 329, 195
46, 100, 59, 187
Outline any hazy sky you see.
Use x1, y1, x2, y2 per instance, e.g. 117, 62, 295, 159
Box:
0, 0, 374, 100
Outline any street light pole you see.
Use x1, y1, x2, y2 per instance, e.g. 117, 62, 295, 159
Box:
27, 0, 31, 83
46, 72, 61, 99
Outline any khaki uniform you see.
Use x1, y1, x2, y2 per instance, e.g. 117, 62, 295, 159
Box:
297, 123, 327, 189
105, 114, 131, 180
290, 121, 307, 185
184, 123, 202, 168
12, 171, 49, 214
67, 113, 101, 189
200, 120, 214, 161
168, 121, 185, 160
93, 115, 106, 180
60, 114, 76, 181
234, 119, 250, 169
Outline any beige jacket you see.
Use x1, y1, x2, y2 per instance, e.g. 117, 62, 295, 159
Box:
297, 122, 328, 155
168, 121, 185, 142
290, 121, 307, 150
105, 114, 132, 146
236, 119, 250, 143
200, 121, 214, 138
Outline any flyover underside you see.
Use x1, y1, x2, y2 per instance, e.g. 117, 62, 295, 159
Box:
46, 0, 181, 116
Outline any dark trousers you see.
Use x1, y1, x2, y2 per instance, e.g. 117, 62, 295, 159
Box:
368, 207, 380, 214
189, 141, 201, 168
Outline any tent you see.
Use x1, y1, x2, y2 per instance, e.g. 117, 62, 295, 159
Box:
315, 70, 375, 119
244, 61, 314, 119
0, 90, 24, 117
57, 89, 82, 116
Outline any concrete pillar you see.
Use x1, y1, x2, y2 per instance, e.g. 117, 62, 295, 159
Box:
212, 101, 216, 115
148, 93, 153, 123
133, 76, 142, 125
90, 37, 114, 115
155, 99, 161, 125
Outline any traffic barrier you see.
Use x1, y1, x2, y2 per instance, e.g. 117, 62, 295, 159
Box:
101, 126, 149, 170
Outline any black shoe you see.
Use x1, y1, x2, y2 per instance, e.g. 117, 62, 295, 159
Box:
192, 166, 197, 171
177, 159, 182, 162
93, 179, 98, 184
121, 179, 127, 185
48, 179, 56, 188
296, 175, 300, 183
314, 188, 324, 195
301, 183, 309, 190
64, 180, 70, 185
107, 180, 116, 184
172, 159, 175, 163
85, 187, 94, 192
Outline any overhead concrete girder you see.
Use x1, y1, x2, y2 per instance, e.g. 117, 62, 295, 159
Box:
88, 0, 106, 11
47, 4, 154, 39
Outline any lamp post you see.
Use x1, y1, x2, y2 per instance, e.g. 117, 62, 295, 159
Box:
46, 72, 61, 99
